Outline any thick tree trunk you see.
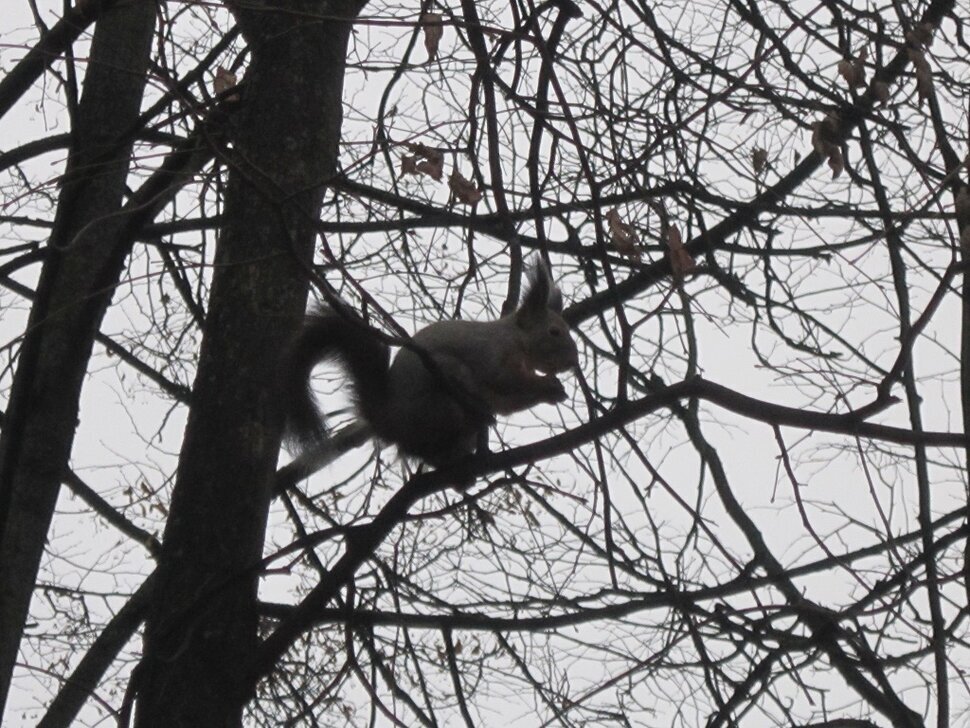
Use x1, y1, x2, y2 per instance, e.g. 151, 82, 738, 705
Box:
135, 3, 364, 725
0, 1, 156, 712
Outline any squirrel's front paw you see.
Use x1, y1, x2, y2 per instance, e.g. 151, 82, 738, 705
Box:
543, 376, 567, 403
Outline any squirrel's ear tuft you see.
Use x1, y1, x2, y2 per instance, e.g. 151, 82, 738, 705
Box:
519, 257, 553, 315
546, 276, 563, 313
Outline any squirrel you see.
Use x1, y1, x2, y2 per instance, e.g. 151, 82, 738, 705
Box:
283, 260, 579, 468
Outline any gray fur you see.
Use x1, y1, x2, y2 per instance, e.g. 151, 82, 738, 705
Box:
284, 260, 578, 468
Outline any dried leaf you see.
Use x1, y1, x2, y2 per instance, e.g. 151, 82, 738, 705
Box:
837, 60, 858, 88
873, 80, 890, 104
907, 48, 928, 69
401, 143, 445, 180
605, 208, 640, 258
670, 249, 695, 278
411, 143, 444, 179
667, 225, 683, 249
409, 142, 441, 161
449, 170, 483, 204
665, 225, 695, 279
421, 13, 443, 61
907, 22, 935, 49
401, 154, 419, 176
827, 147, 844, 178
908, 47, 932, 105
752, 147, 769, 175
811, 112, 840, 157
837, 48, 867, 89
915, 66, 933, 106
811, 127, 834, 158
416, 157, 443, 180
820, 112, 840, 138
811, 112, 844, 178
213, 66, 239, 102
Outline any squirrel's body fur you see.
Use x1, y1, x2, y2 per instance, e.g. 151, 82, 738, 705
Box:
284, 262, 578, 467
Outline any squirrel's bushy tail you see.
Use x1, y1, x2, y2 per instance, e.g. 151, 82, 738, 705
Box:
282, 305, 391, 448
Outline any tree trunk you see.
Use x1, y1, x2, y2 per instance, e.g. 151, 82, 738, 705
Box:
0, 0, 156, 711
135, 3, 365, 725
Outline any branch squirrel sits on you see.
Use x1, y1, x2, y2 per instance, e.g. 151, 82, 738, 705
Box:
283, 260, 579, 468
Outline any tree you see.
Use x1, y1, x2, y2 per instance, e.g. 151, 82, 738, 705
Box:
0, 0, 968, 725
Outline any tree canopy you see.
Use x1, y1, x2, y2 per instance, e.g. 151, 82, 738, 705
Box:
0, 0, 968, 725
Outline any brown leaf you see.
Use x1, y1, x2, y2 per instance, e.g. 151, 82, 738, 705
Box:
670, 249, 695, 278
213, 66, 239, 102
811, 112, 844, 178
421, 13, 443, 61
752, 147, 769, 175
827, 147, 844, 178
667, 225, 683, 249
907, 22, 934, 49
811, 126, 833, 157
408, 142, 441, 161
605, 208, 640, 258
401, 143, 445, 180
915, 67, 933, 106
811, 113, 840, 157
449, 170, 483, 204
837, 59, 863, 88
665, 224, 696, 278
907, 48, 933, 105
411, 143, 444, 179
401, 154, 419, 176
812, 121, 829, 156
907, 48, 928, 70
840, 47, 867, 88
416, 157, 443, 180
873, 80, 890, 104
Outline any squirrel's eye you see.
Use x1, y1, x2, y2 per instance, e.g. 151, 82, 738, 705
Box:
549, 326, 561, 337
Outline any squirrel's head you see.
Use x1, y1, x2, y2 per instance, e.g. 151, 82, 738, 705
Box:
514, 259, 579, 375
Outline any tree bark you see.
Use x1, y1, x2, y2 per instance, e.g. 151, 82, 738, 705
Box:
134, 3, 365, 725
0, 0, 156, 711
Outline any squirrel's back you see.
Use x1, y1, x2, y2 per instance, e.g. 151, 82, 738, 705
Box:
383, 324, 501, 464
283, 307, 488, 465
